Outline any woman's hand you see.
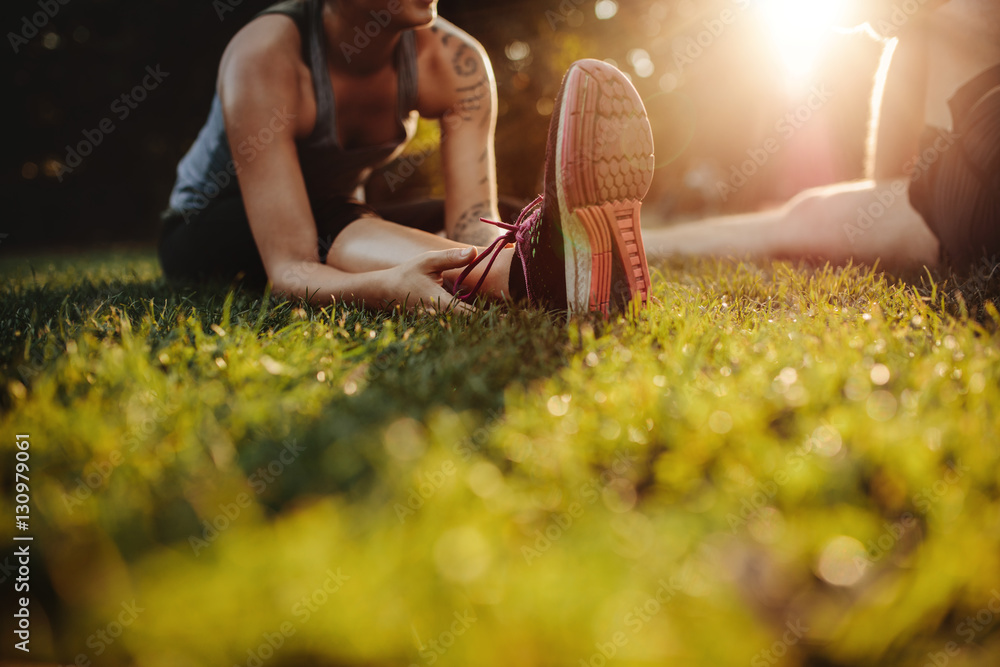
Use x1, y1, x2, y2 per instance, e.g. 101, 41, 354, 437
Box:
384, 247, 478, 313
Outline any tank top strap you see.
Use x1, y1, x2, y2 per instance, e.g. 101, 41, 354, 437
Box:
396, 30, 420, 118
303, 0, 337, 142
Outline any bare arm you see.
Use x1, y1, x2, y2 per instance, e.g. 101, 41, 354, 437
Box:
431, 20, 501, 245
866, 22, 929, 179
219, 18, 470, 310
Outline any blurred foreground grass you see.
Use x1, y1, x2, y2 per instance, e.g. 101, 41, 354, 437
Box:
1, 249, 999, 667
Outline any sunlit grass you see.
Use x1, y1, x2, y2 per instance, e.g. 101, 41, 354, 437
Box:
1, 249, 999, 666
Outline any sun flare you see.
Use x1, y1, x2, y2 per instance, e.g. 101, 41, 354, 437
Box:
759, 0, 856, 84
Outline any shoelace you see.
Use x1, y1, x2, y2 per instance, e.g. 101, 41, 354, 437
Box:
452, 195, 544, 301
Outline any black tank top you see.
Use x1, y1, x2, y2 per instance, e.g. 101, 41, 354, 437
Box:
168, 0, 419, 220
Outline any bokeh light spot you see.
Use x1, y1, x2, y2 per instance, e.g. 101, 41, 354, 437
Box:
467, 462, 504, 499
866, 390, 898, 422
383, 417, 426, 460
595, 0, 619, 20
810, 425, 843, 457
628, 48, 655, 78
870, 363, 890, 385
505, 40, 530, 62
817, 535, 867, 586
708, 410, 732, 435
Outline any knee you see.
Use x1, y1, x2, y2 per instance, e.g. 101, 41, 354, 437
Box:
324, 215, 384, 268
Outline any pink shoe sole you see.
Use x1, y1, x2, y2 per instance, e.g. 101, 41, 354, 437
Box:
554, 59, 654, 315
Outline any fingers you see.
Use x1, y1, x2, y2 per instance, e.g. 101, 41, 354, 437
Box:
417, 247, 478, 274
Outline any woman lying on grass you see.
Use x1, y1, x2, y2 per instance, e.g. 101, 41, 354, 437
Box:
158, 0, 655, 316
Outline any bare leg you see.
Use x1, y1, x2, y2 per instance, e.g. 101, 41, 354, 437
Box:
644, 179, 941, 272
326, 216, 514, 299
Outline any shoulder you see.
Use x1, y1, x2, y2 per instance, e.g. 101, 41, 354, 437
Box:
219, 13, 307, 94
217, 14, 314, 134
414, 17, 496, 116
417, 16, 491, 69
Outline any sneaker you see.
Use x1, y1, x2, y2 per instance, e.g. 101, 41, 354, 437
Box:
545, 58, 654, 315
452, 59, 654, 315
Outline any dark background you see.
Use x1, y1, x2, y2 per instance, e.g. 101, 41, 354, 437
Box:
3, 0, 884, 254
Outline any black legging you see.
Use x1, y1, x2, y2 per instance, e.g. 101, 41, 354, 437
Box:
157, 197, 459, 288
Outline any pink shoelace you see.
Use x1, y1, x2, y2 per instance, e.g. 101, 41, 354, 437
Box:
452, 195, 543, 301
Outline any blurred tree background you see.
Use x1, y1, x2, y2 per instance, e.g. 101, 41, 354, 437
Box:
5, 0, 884, 252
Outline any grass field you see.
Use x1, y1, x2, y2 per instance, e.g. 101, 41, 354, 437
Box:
1, 249, 999, 667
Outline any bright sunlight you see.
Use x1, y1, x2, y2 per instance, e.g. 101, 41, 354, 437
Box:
758, 0, 858, 84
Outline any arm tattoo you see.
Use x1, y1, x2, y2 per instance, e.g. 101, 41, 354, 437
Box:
453, 201, 497, 245
454, 77, 488, 121
452, 43, 480, 77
